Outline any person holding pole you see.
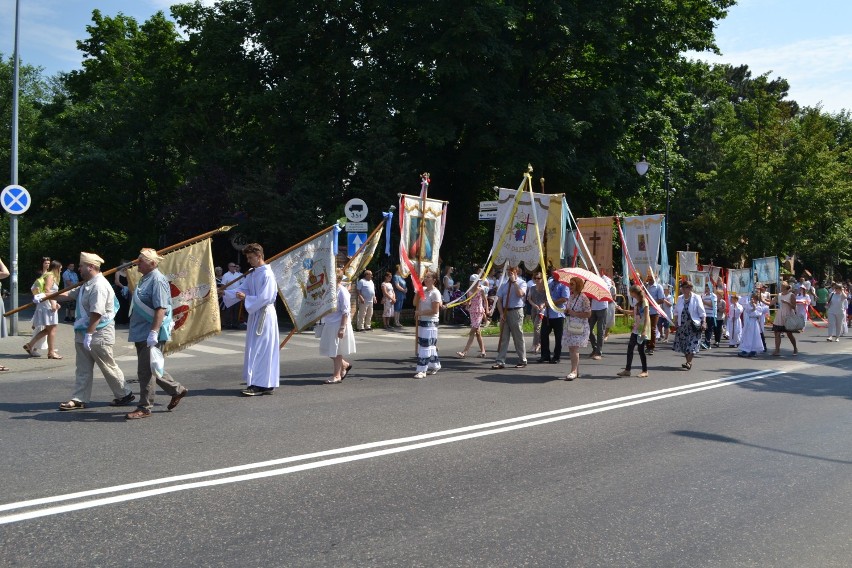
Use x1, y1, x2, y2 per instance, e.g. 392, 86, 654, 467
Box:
223, 243, 280, 396
125, 248, 188, 419
491, 265, 528, 369
413, 271, 442, 379
53, 252, 135, 411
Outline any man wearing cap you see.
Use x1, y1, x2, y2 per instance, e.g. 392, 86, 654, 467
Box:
125, 248, 188, 419
223, 243, 280, 396
53, 252, 135, 411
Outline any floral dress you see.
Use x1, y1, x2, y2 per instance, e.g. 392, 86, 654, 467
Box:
562, 294, 591, 349
468, 289, 486, 329
672, 303, 702, 355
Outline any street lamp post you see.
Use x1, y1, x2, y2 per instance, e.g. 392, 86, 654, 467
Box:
635, 151, 671, 261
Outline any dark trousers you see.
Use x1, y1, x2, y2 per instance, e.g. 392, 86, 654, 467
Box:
626, 333, 647, 372
540, 317, 564, 362
648, 314, 659, 351
714, 318, 725, 343
704, 316, 717, 344
588, 308, 607, 355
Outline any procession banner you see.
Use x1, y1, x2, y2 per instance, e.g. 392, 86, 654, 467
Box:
688, 271, 710, 293
575, 217, 614, 276
727, 268, 753, 295
752, 256, 779, 288
270, 229, 337, 330
621, 214, 664, 278
127, 238, 220, 355
491, 187, 553, 269
677, 251, 698, 274
544, 196, 568, 268
399, 194, 446, 298
344, 224, 383, 283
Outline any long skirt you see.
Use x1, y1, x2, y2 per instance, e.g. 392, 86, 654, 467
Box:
672, 322, 702, 355
416, 321, 441, 373
319, 320, 356, 357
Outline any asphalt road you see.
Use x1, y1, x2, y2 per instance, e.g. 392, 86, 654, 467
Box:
1, 326, 850, 567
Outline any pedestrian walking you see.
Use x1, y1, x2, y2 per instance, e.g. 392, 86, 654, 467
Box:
320, 268, 355, 384
671, 280, 706, 371
561, 277, 591, 381
414, 271, 442, 378
457, 274, 488, 358
491, 266, 528, 369
616, 285, 651, 378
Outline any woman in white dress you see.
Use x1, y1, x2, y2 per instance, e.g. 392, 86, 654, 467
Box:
739, 293, 766, 357
24, 259, 63, 359
320, 268, 356, 384
795, 286, 811, 329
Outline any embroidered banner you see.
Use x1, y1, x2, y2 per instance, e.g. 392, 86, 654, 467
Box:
127, 238, 220, 355
727, 268, 753, 295
622, 214, 664, 277
575, 217, 614, 276
752, 256, 779, 288
270, 229, 337, 330
677, 251, 698, 275
399, 194, 446, 298
491, 187, 553, 269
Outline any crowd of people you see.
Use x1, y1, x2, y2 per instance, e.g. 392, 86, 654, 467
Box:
4, 247, 851, 410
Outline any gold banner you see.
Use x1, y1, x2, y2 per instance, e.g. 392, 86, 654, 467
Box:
128, 238, 220, 354
576, 217, 614, 276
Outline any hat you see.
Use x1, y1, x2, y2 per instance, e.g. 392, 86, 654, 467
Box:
470, 274, 480, 282
139, 248, 165, 263
79, 252, 104, 267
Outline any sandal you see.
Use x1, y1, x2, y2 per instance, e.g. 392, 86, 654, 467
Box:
681, 362, 692, 370
324, 377, 343, 384
456, 351, 467, 358
58, 399, 86, 411
342, 363, 353, 379
23, 344, 40, 357
0, 365, 9, 372
478, 352, 486, 358
565, 372, 577, 381
48, 351, 63, 360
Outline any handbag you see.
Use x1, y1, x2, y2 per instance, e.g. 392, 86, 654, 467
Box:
313, 322, 324, 338
785, 313, 805, 332
566, 297, 585, 335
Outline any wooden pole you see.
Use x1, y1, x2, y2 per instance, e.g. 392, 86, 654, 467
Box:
414, 173, 429, 356
4, 225, 236, 317
279, 327, 297, 350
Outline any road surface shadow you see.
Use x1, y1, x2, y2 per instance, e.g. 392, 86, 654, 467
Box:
672, 430, 852, 465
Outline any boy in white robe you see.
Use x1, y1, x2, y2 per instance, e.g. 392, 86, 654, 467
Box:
726, 293, 743, 348
224, 243, 280, 395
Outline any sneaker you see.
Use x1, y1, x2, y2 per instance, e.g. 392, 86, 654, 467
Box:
241, 385, 274, 396
125, 408, 151, 420
646, 350, 654, 356
426, 368, 439, 375
637, 371, 649, 378
616, 369, 631, 377
413, 372, 427, 379
110, 392, 136, 407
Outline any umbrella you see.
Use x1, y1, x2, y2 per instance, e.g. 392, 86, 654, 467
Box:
552, 267, 614, 302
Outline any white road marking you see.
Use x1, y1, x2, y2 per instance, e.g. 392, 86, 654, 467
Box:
0, 369, 787, 524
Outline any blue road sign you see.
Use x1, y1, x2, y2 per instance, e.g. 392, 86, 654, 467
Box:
1, 185, 31, 214
347, 233, 368, 256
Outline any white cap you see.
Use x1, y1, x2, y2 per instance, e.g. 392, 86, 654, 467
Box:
470, 274, 480, 282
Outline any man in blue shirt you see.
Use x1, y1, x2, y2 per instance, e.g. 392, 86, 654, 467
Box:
491, 266, 528, 369
539, 271, 569, 364
125, 248, 188, 419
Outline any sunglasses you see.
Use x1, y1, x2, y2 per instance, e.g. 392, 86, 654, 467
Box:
42, 257, 51, 262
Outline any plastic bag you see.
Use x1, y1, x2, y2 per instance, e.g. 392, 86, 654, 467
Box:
150, 346, 165, 380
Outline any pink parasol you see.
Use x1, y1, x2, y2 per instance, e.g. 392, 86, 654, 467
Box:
552, 267, 614, 302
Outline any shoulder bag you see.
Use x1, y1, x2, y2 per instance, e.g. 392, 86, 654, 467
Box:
566, 296, 585, 335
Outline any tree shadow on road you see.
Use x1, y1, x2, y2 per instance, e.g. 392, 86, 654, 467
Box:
672, 430, 852, 465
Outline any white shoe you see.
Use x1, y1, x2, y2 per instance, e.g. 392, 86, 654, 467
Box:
426, 368, 439, 375
413, 372, 427, 379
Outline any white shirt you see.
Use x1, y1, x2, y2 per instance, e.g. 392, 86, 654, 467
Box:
357, 278, 376, 302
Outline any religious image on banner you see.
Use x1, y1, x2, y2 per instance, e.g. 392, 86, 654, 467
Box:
707, 266, 723, 286
575, 217, 614, 276
399, 195, 445, 279
677, 251, 698, 274
492, 188, 553, 269
622, 214, 664, 277
127, 238, 220, 355
727, 268, 753, 295
688, 271, 709, 293
344, 225, 383, 283
752, 256, 779, 287
270, 229, 337, 330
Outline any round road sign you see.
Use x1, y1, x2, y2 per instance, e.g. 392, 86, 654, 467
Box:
1, 185, 31, 215
344, 198, 368, 222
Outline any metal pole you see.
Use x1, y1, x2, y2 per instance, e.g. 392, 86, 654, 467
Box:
664, 146, 670, 269
8, 0, 22, 335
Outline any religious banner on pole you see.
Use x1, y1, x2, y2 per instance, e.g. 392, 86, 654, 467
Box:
491, 187, 556, 269
270, 228, 337, 330
127, 238, 220, 355
575, 217, 614, 276
688, 271, 710, 293
752, 256, 779, 289
621, 214, 665, 278
399, 194, 446, 297
677, 251, 698, 275
727, 268, 753, 295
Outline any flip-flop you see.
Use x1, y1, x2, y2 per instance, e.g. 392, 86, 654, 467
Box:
0, 366, 9, 372
324, 377, 343, 384
342, 363, 353, 379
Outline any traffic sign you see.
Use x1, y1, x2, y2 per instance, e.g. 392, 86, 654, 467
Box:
478, 210, 498, 221
347, 233, 368, 256
345, 222, 368, 232
1, 185, 31, 214
479, 200, 498, 211
344, 198, 368, 222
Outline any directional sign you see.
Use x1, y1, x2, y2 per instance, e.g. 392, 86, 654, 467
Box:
347, 232, 368, 256
345, 222, 368, 232
479, 200, 498, 211
478, 210, 498, 221
344, 198, 368, 222
1, 185, 31, 215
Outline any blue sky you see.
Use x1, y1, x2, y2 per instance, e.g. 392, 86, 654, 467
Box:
1, 0, 850, 113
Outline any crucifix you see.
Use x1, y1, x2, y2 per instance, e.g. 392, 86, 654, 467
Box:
588, 230, 602, 256
517, 213, 534, 242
